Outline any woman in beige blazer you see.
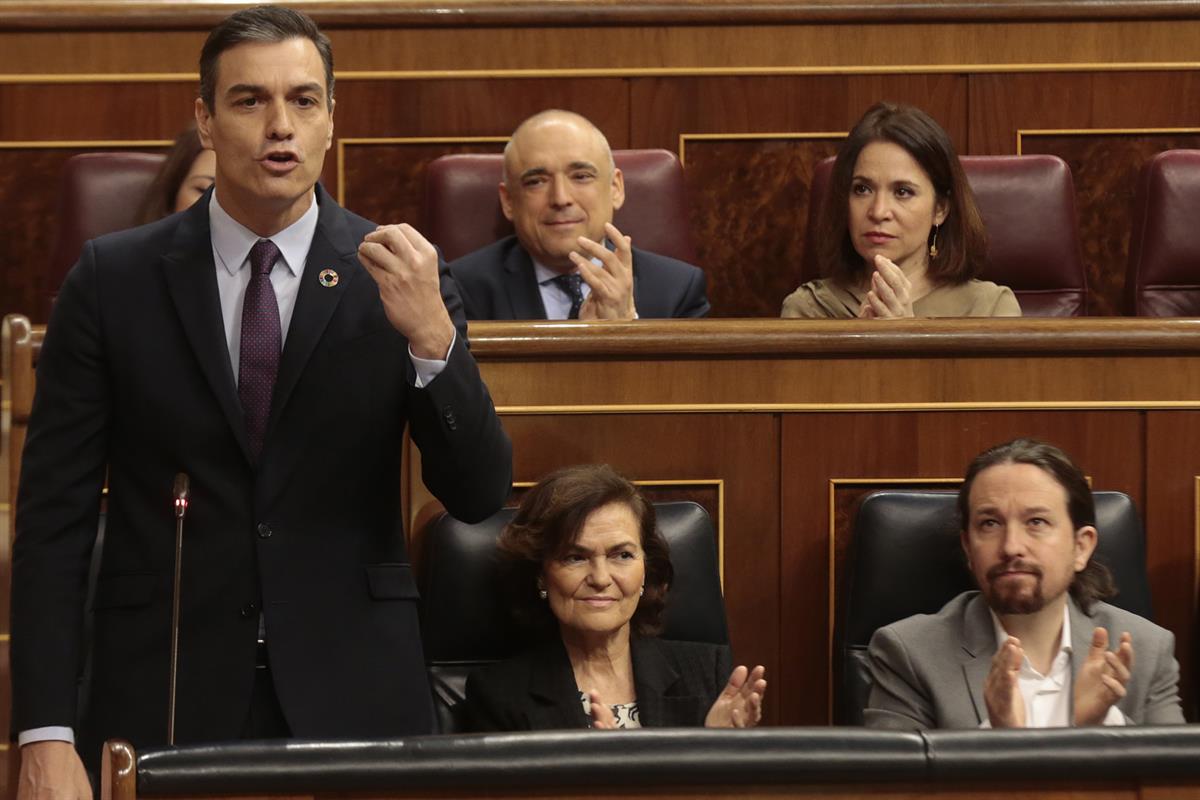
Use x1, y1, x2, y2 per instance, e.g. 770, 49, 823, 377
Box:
782, 102, 1020, 319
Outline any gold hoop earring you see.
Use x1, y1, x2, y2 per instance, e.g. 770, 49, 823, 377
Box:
929, 224, 940, 259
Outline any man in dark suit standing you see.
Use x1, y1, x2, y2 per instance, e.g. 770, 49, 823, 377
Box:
12, 6, 511, 798
449, 110, 710, 320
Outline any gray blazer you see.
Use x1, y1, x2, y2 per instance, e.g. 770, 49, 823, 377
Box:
865, 591, 1184, 729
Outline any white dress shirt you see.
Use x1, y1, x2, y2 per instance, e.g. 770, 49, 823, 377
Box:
981, 604, 1126, 728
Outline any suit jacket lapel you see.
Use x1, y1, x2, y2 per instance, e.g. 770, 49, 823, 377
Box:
505, 244, 548, 319
1067, 595, 1092, 682
161, 192, 252, 463
629, 246, 645, 313
267, 185, 357, 439
960, 593, 996, 724
632, 638, 693, 727
527, 639, 590, 729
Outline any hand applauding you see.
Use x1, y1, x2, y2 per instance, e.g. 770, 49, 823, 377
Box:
570, 222, 637, 320
858, 254, 917, 319
1075, 628, 1133, 725
984, 635, 1026, 728
705, 665, 767, 728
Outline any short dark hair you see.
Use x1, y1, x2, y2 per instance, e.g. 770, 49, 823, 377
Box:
816, 101, 987, 288
958, 438, 1116, 613
199, 5, 334, 112
136, 125, 207, 224
497, 464, 673, 639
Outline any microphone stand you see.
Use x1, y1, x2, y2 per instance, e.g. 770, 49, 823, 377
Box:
168, 473, 189, 745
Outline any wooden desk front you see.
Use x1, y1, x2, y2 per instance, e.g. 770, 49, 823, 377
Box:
4, 316, 1199, 764
430, 318, 1200, 726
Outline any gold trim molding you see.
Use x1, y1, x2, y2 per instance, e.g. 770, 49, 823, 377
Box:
7, 63, 1200, 85
0, 139, 171, 149
495, 400, 1200, 415
1017, 127, 1200, 154
1194, 476, 1200, 617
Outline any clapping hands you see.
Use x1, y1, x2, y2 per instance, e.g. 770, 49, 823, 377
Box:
857, 254, 916, 319
705, 665, 767, 728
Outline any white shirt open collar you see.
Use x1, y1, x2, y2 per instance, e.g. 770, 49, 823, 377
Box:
989, 602, 1072, 663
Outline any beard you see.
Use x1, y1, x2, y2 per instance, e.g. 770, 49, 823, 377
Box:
984, 559, 1046, 615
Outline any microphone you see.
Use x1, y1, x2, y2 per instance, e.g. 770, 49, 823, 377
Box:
173, 473, 190, 519
168, 472, 190, 745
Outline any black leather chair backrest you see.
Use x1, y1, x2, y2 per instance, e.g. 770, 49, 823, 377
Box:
419, 501, 728, 733
838, 490, 1152, 725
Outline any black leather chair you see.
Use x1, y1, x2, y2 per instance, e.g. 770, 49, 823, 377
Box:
418, 501, 728, 733
838, 490, 1153, 725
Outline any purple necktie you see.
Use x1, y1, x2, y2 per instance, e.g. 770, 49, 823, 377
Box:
239, 239, 282, 460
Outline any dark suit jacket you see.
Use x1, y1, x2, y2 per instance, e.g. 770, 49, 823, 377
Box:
865, 591, 1185, 729
463, 638, 731, 731
12, 185, 512, 764
448, 235, 710, 320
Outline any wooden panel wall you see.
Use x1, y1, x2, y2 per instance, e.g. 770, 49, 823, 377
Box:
2, 7, 1200, 322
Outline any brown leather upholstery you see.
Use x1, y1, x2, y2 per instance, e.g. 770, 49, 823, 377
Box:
1126, 150, 1200, 316
47, 152, 165, 315
800, 155, 1088, 317
424, 150, 697, 264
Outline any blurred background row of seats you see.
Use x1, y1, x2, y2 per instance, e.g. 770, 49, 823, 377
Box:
46, 149, 1200, 319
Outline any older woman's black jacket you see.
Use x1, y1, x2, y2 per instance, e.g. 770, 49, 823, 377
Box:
463, 637, 732, 731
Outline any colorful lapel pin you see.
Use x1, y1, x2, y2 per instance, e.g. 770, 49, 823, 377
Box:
318, 268, 339, 288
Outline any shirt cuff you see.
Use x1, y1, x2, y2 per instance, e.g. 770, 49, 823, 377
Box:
1102, 705, 1128, 726
18, 726, 75, 746
409, 331, 455, 388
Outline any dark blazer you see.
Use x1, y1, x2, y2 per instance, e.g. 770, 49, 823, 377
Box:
464, 638, 731, 731
449, 235, 710, 320
866, 591, 1185, 729
12, 185, 512, 764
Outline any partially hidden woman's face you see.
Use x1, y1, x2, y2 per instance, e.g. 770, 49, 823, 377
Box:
847, 140, 948, 274
542, 501, 646, 638
174, 148, 217, 213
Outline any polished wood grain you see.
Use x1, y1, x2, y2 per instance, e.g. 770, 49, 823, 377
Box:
1144, 411, 1200, 714
626, 72, 964, 316
6, 318, 1200, 761
8, 21, 1200, 75
1020, 131, 1200, 317
8, 0, 1200, 30
5, 64, 1200, 321
968, 71, 1200, 315
0, 315, 33, 791
0, 143, 172, 323
681, 136, 843, 316
469, 318, 1200, 357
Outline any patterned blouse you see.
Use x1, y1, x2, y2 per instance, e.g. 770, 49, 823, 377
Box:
579, 692, 642, 728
